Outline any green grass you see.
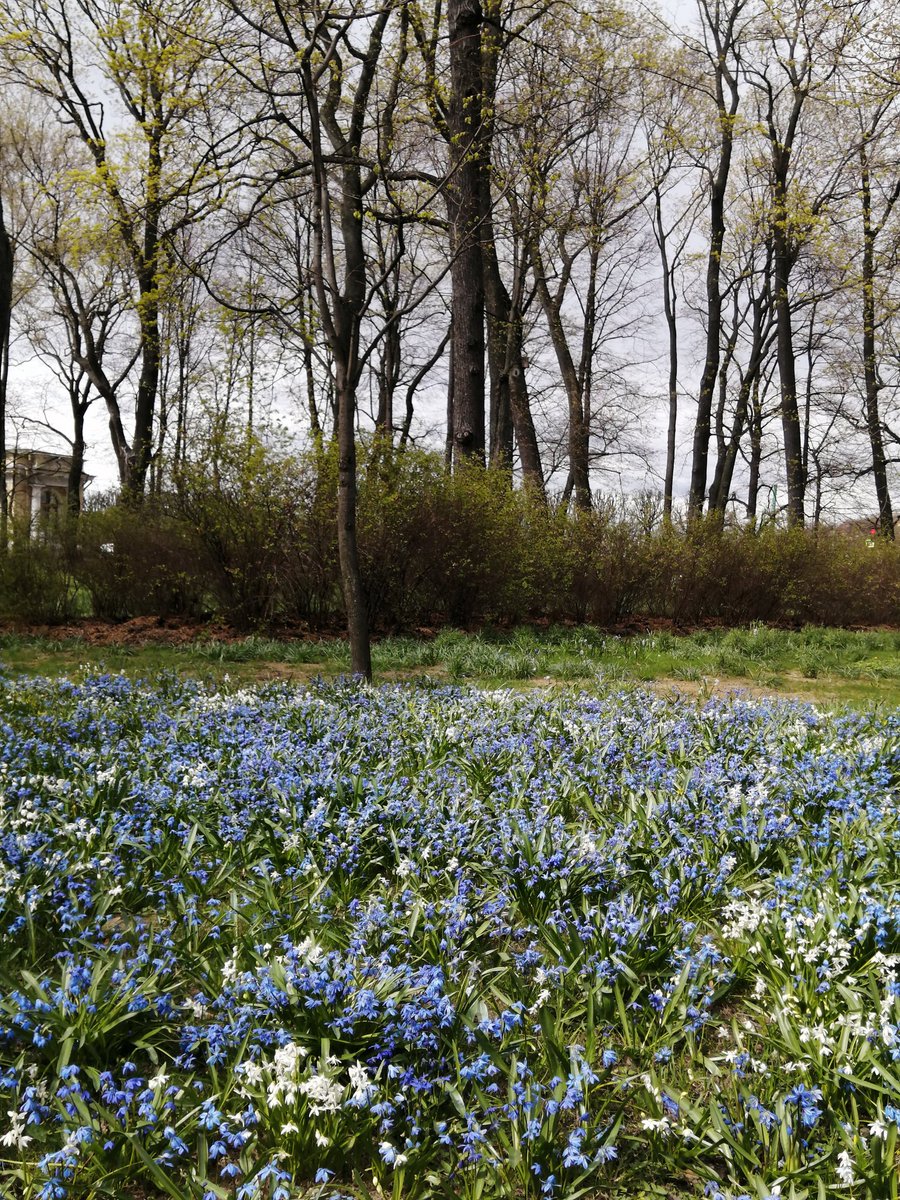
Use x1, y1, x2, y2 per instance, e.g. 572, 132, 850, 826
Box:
0, 624, 898, 704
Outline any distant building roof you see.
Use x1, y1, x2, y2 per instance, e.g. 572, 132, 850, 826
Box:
5, 448, 93, 484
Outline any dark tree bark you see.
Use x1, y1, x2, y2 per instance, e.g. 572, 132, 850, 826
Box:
297, 8, 394, 680
652, 186, 679, 523
688, 0, 744, 518
709, 289, 740, 506
447, 0, 486, 464
746, 380, 763, 523
768, 89, 805, 527
0, 197, 11, 544
375, 297, 401, 440
860, 143, 895, 537
66, 381, 90, 516
483, 232, 544, 494
529, 236, 591, 509
708, 257, 773, 519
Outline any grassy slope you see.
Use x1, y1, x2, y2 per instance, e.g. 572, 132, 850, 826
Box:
0, 624, 898, 705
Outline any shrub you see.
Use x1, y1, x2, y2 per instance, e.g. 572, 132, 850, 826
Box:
75, 504, 209, 620
357, 452, 532, 628
0, 523, 76, 623
5, 444, 900, 633
173, 435, 309, 629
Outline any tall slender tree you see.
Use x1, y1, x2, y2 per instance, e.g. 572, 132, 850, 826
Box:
0, 0, 244, 497
683, 0, 748, 518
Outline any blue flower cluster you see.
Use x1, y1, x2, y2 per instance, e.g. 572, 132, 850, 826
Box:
0, 673, 898, 1198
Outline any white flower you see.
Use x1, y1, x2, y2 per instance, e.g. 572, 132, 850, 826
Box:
348, 1060, 374, 1103
379, 1140, 408, 1167
293, 936, 323, 964
148, 1069, 170, 1091
281, 1122, 299, 1135
236, 1060, 264, 1086
836, 1150, 857, 1187
528, 988, 551, 1014
870, 1119, 888, 1140
299, 1071, 343, 1115
640, 1117, 673, 1135
0, 1110, 32, 1150
315, 1130, 330, 1147
348, 1062, 369, 1092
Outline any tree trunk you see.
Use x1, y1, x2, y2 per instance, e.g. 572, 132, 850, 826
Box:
376, 301, 401, 442
761, 80, 806, 528
747, 381, 762, 524
447, 0, 486, 464
128, 269, 160, 499
0, 197, 11, 546
68, 404, 87, 517
861, 149, 894, 538
530, 238, 590, 509
335, 154, 372, 679
483, 232, 543, 494
773, 207, 804, 526
336, 362, 371, 678
655, 189, 678, 523
709, 275, 772, 519
689, 60, 739, 518
487, 321, 513, 474
302, 15, 389, 680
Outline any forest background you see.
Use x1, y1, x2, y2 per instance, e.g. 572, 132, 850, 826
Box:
1, 0, 900, 674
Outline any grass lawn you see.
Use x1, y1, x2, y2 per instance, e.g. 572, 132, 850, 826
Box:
1, 623, 899, 705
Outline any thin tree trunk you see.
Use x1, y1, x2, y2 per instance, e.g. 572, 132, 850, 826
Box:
483, 231, 543, 493
530, 238, 590, 509
336, 363, 371, 678
654, 188, 679, 522
447, 0, 486, 464
861, 147, 894, 537
689, 34, 740, 518
709, 301, 740, 511
376, 302, 400, 441
763, 81, 806, 528
0, 197, 11, 546
127, 128, 164, 500
445, 334, 454, 469
334, 154, 372, 678
773, 214, 804, 526
300, 6, 390, 680
747, 381, 762, 524
68, 403, 87, 517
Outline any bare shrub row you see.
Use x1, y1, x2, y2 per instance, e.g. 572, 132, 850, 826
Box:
1, 446, 897, 630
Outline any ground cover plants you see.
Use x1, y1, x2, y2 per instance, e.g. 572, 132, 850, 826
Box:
2, 625, 900, 706
0, 671, 899, 1198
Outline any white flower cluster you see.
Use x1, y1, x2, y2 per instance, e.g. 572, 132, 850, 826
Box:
235, 1045, 375, 1118
0, 1109, 32, 1151
721, 896, 768, 941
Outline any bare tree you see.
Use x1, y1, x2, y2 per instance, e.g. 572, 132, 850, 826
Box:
743, 0, 866, 525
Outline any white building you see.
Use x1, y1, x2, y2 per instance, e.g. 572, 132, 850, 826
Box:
4, 449, 91, 531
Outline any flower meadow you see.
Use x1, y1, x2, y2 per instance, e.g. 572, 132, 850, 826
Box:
0, 674, 899, 1200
